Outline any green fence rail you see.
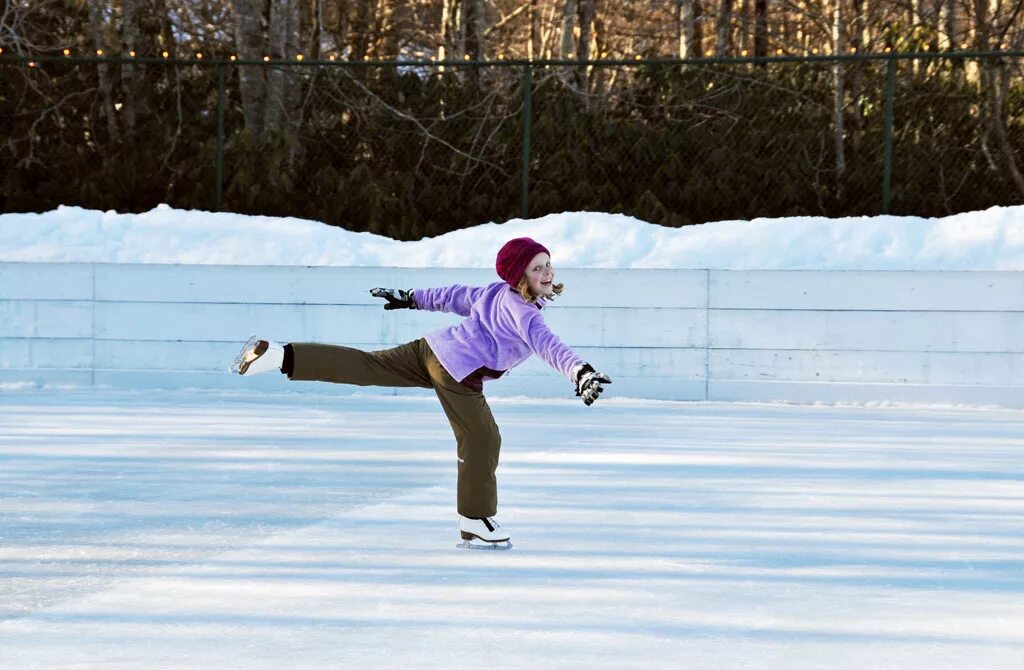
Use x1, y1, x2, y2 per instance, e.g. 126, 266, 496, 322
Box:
3, 51, 1023, 233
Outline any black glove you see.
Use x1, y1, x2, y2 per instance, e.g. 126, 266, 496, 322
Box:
572, 363, 611, 406
370, 287, 416, 310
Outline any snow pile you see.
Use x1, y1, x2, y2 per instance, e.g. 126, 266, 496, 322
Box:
2, 203, 1024, 270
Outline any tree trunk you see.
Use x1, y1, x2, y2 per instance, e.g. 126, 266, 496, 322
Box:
351, 0, 374, 61
560, 0, 577, 60
234, 0, 267, 139
592, 5, 607, 92
463, 0, 485, 61
284, 0, 302, 134
576, 0, 594, 88
715, 0, 732, 57
850, 0, 865, 154
529, 0, 540, 60
991, 62, 1024, 196
694, 0, 704, 56
832, 0, 846, 205
941, 0, 958, 50
577, 0, 593, 61
678, 0, 697, 58
310, 0, 322, 60
333, 0, 350, 58
87, 0, 121, 144
739, 0, 750, 53
753, 0, 768, 58
264, 0, 288, 133
121, 0, 138, 132
440, 0, 462, 61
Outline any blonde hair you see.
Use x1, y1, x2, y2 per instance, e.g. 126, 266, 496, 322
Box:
515, 276, 564, 303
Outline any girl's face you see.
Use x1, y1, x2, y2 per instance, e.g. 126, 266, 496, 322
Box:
524, 252, 555, 297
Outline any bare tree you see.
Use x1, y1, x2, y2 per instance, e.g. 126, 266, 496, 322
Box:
715, 0, 732, 56
231, 0, 303, 140
940, 0, 958, 49
560, 0, 577, 59
754, 0, 767, 57
677, 0, 697, 58
234, 0, 267, 138
121, 0, 140, 132
528, 0, 540, 59
832, 0, 847, 203
309, 0, 323, 59
440, 0, 462, 60
463, 0, 486, 60
87, 0, 121, 143
971, 0, 1024, 196
578, 0, 594, 61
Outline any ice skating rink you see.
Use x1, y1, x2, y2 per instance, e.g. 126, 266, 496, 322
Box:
1, 389, 1022, 669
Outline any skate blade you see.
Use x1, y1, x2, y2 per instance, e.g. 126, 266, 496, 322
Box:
457, 539, 512, 551
229, 335, 259, 374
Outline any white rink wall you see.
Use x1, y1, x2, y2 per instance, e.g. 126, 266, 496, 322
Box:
2, 262, 1023, 407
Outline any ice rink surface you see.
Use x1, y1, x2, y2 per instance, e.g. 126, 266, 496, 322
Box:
1, 389, 1022, 669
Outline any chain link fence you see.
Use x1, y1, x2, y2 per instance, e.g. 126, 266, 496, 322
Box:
2, 53, 1023, 234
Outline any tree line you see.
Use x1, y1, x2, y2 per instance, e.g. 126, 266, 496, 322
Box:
2, 2, 1023, 234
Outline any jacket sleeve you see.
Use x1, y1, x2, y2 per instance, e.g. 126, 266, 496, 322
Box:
413, 285, 486, 317
519, 311, 584, 381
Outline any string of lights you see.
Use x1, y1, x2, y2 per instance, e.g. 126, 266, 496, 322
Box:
2, 45, 1019, 69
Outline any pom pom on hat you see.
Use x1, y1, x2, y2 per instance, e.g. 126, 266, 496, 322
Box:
495, 237, 550, 287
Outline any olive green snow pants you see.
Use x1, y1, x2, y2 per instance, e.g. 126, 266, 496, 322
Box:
288, 338, 501, 518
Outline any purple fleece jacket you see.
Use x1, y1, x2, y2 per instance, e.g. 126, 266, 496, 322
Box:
415, 282, 583, 385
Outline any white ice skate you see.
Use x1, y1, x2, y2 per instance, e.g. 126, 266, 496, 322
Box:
230, 336, 284, 376
457, 516, 512, 550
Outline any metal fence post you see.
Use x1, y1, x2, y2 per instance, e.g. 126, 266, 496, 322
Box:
882, 56, 895, 215
520, 63, 533, 219
216, 62, 226, 212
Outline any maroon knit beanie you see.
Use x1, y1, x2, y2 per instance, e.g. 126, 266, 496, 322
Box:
495, 237, 550, 287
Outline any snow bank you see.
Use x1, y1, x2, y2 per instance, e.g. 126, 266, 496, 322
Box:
3, 204, 1024, 270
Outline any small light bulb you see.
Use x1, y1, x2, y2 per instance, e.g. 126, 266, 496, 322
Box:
776, 48, 783, 55
63, 48, 71, 56
329, 55, 337, 61
264, 55, 270, 62
196, 52, 203, 59
129, 50, 136, 57
741, 49, 748, 56
29, 61, 37, 68
162, 51, 170, 58
296, 54, 304, 61
230, 55, 237, 61
464, 54, 470, 61
96, 49, 104, 56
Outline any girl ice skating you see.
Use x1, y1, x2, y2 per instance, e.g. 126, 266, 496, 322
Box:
231, 237, 611, 549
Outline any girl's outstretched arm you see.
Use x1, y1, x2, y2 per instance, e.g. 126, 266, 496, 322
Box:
521, 312, 612, 405
412, 284, 487, 316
